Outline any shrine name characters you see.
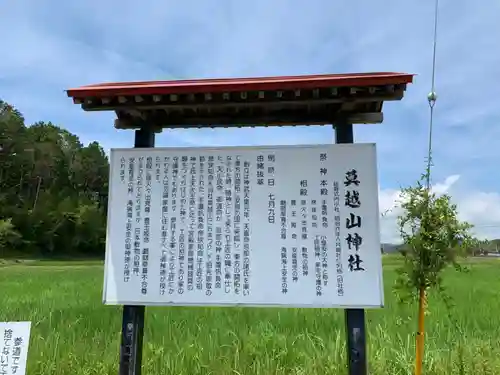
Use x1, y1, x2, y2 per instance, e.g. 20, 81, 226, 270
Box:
344, 169, 365, 272
1, 329, 24, 375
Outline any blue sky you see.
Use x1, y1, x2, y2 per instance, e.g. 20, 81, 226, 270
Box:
2, 0, 500, 242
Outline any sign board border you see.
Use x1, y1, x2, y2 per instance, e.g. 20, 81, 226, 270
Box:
0, 321, 32, 375
103, 143, 384, 309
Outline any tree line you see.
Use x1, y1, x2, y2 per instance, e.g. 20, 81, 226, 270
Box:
0, 100, 109, 257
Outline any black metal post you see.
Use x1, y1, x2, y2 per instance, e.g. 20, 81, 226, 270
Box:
118, 127, 155, 375
334, 122, 367, 375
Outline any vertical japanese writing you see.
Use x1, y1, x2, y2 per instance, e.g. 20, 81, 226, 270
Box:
124, 157, 134, 282
233, 156, 242, 295
180, 157, 188, 224
205, 155, 215, 295
269, 138, 281, 294
268, 194, 276, 224
291, 246, 298, 282
267, 153, 275, 187
141, 157, 152, 295
155, 156, 161, 183
127, 157, 135, 194
290, 200, 297, 240
215, 156, 224, 290
320, 160, 328, 196
133, 234, 141, 277
302, 245, 309, 276
280, 200, 286, 239
10, 336, 23, 374
107, 144, 388, 307
216, 156, 224, 194
224, 156, 233, 294
120, 157, 126, 183
171, 157, 178, 214
320, 235, 328, 287
124, 158, 135, 282
1, 328, 11, 375
243, 160, 251, 296
256, 154, 265, 185
289, 199, 303, 282
314, 161, 328, 296
321, 197, 329, 231
178, 157, 187, 295
124, 199, 133, 283
314, 236, 322, 296
196, 156, 205, 291
187, 156, 197, 292
344, 169, 364, 272
311, 199, 318, 229
1, 329, 23, 375
300, 179, 308, 197
334, 181, 343, 296
300, 178, 310, 292
160, 157, 170, 295
215, 225, 222, 289
301, 199, 308, 240
320, 154, 329, 232
291, 198, 307, 277
171, 157, 183, 294
318, 153, 329, 289
281, 246, 288, 294
133, 157, 144, 277
136, 157, 143, 221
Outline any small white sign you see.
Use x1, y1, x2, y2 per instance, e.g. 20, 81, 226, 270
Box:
0, 322, 31, 375
104, 144, 383, 308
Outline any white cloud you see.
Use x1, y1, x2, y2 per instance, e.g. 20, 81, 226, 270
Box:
431, 175, 460, 196
379, 175, 500, 243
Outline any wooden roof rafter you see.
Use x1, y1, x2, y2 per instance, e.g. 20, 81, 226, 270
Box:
66, 72, 414, 130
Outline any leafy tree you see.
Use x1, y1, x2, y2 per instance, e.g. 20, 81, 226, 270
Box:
394, 162, 480, 375
0, 218, 22, 256
0, 99, 109, 257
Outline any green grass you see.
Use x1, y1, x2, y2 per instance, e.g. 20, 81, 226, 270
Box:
1, 257, 499, 374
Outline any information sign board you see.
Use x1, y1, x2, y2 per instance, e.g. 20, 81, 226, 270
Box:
104, 144, 383, 308
0, 321, 31, 375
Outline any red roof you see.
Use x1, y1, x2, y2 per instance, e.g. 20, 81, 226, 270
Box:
67, 72, 414, 98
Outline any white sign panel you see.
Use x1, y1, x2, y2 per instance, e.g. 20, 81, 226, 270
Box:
0, 322, 31, 375
104, 144, 383, 308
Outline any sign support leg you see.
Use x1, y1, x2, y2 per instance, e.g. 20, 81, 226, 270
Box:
118, 127, 155, 375
334, 122, 368, 375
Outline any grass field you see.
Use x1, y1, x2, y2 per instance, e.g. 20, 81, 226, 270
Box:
1, 257, 499, 375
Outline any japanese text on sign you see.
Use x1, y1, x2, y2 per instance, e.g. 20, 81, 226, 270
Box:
0, 322, 31, 375
106, 144, 383, 308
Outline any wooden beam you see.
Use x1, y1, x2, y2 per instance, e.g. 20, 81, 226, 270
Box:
113, 111, 383, 129
114, 118, 330, 130
115, 119, 163, 133
81, 90, 404, 112
345, 112, 383, 124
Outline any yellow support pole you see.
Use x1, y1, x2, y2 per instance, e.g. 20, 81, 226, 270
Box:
415, 287, 426, 375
